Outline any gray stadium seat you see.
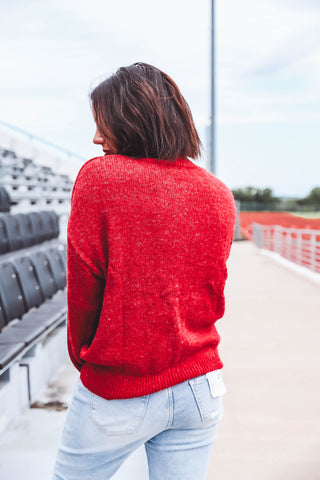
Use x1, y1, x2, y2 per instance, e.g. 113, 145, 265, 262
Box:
0, 299, 6, 332
0, 248, 67, 370
0, 143, 71, 372
28, 251, 58, 298
0, 261, 26, 324
28, 212, 46, 243
0, 186, 11, 212
0, 213, 24, 251
43, 247, 66, 290
38, 211, 54, 240
39, 210, 59, 240
46, 210, 60, 238
12, 255, 44, 310
15, 213, 37, 247
0, 216, 10, 254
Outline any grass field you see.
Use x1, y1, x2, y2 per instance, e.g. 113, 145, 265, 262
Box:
288, 212, 320, 218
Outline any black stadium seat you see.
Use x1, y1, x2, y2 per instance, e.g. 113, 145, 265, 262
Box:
28, 212, 47, 243
0, 216, 10, 254
38, 211, 53, 241
0, 186, 11, 212
0, 211, 60, 253
12, 256, 44, 310
1, 213, 24, 251
0, 244, 67, 371
0, 210, 60, 255
0, 145, 69, 373
0, 261, 26, 324
15, 213, 36, 247
43, 247, 66, 290
28, 251, 58, 298
46, 210, 60, 238
0, 298, 6, 331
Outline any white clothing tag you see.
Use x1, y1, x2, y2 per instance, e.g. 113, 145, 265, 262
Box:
206, 369, 227, 397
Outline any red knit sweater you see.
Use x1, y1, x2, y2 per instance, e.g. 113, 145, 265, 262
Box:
67, 155, 236, 399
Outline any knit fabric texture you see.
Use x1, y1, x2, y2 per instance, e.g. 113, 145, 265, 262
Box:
67, 154, 236, 399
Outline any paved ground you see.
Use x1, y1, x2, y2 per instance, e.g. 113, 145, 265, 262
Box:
0, 240, 319, 479
208, 241, 320, 480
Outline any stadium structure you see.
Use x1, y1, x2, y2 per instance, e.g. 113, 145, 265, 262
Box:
0, 126, 80, 433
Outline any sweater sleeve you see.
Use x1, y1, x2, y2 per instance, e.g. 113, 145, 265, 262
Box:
66, 160, 107, 371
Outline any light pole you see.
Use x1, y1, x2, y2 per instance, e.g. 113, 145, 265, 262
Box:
209, 0, 216, 175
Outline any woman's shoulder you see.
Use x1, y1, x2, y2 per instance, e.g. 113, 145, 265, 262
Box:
75, 155, 108, 178
193, 164, 234, 198
74, 155, 126, 185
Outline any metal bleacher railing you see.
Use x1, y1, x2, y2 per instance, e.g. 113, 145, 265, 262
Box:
252, 222, 320, 274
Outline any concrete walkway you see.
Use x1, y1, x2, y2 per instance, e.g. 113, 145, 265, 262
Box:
0, 240, 319, 479
208, 241, 320, 480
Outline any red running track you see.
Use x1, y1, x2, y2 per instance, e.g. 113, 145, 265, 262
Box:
239, 212, 320, 240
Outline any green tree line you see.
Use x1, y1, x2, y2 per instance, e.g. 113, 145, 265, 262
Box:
232, 186, 320, 211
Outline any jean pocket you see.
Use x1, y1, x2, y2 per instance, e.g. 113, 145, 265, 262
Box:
89, 392, 149, 435
189, 376, 224, 424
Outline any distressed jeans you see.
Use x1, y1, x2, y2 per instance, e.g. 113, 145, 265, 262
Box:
52, 371, 225, 480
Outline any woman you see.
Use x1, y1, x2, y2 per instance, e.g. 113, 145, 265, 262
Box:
52, 62, 236, 480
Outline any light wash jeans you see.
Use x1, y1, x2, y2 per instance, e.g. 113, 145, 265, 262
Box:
52, 372, 225, 480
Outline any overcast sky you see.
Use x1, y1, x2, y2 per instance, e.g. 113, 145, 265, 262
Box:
1, 0, 320, 196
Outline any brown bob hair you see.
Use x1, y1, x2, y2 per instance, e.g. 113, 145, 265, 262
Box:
90, 62, 202, 160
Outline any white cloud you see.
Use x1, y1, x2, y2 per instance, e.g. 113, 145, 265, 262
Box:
215, 0, 320, 131
248, 24, 320, 76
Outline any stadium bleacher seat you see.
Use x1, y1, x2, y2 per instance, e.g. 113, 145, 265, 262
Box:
0, 210, 60, 254
0, 243, 67, 372
47, 210, 60, 237
0, 186, 11, 212
1, 148, 73, 215
0, 216, 10, 253
14, 213, 36, 247
0, 140, 71, 424
38, 211, 58, 240
28, 250, 58, 299
0, 261, 26, 321
12, 256, 44, 309
28, 212, 48, 243
0, 295, 7, 331
43, 247, 66, 290
1, 213, 25, 251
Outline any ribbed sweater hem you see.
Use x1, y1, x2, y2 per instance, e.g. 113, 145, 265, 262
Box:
80, 350, 223, 400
